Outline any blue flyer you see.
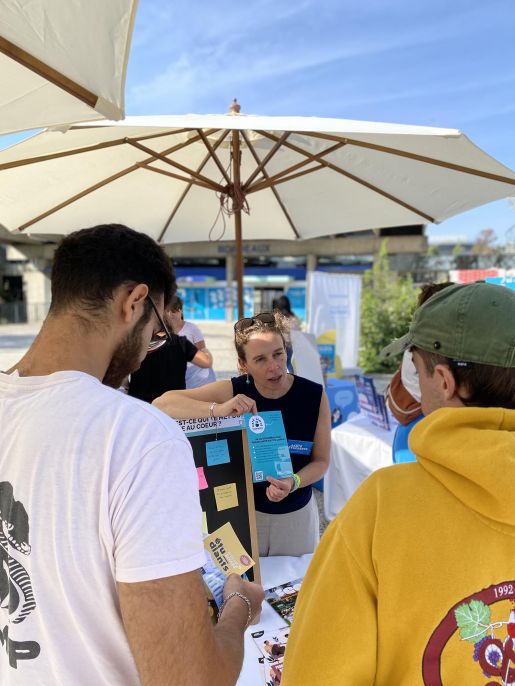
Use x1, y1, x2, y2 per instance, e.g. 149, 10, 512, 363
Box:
243, 411, 294, 483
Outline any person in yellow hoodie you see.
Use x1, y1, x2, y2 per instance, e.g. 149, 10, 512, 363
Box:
282, 281, 515, 686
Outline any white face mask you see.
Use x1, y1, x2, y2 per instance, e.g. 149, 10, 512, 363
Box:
400, 350, 421, 403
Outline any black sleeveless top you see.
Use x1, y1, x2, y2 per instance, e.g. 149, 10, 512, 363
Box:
129, 334, 197, 403
231, 374, 323, 514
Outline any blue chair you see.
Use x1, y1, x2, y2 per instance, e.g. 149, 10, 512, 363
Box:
392, 415, 424, 464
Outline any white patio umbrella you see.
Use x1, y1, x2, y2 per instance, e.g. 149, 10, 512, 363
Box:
0, 0, 138, 135
1, 101, 515, 316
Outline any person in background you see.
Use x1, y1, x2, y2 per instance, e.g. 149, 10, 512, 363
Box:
167, 295, 216, 388
387, 282, 453, 463
128, 301, 213, 403
272, 295, 301, 331
154, 311, 331, 557
282, 282, 515, 685
272, 295, 301, 373
0, 224, 263, 686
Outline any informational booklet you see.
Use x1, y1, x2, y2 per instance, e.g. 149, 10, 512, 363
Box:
354, 374, 391, 431
244, 411, 294, 483
251, 627, 290, 685
264, 577, 303, 626
251, 627, 290, 661
201, 522, 255, 623
264, 659, 284, 686
203, 522, 255, 576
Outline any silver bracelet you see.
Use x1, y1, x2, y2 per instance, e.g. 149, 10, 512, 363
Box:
217, 591, 252, 629
209, 401, 217, 418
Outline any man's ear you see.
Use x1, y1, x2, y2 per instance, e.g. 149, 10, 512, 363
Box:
433, 364, 459, 402
120, 283, 149, 323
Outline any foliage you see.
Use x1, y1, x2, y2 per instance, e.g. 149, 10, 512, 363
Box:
359, 241, 419, 373
454, 600, 490, 644
471, 228, 498, 255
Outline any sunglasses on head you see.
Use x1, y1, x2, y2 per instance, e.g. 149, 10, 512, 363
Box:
234, 312, 275, 333
147, 296, 174, 352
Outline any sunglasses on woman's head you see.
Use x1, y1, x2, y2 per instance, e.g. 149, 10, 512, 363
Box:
234, 312, 275, 333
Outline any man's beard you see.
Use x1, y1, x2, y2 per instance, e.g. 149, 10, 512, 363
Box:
103, 319, 147, 389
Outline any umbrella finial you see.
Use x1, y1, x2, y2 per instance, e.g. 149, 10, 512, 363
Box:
229, 98, 241, 114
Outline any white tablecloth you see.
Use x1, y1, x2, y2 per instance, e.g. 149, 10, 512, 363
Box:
324, 414, 395, 520
237, 554, 313, 686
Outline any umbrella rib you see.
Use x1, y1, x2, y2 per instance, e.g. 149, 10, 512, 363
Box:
17, 165, 140, 231
0, 36, 99, 108
127, 140, 225, 192
0, 138, 129, 171
241, 130, 300, 239
0, 128, 221, 172
243, 132, 290, 188
296, 131, 515, 186
143, 165, 220, 191
254, 131, 436, 222
15, 130, 226, 231
249, 164, 327, 193
158, 130, 231, 243
196, 129, 231, 185
246, 140, 347, 192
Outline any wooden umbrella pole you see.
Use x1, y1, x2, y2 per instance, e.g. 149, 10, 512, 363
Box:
232, 128, 244, 319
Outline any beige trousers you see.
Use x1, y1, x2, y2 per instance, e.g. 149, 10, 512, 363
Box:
256, 494, 320, 557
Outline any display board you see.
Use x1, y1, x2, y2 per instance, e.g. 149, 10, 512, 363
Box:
178, 416, 261, 584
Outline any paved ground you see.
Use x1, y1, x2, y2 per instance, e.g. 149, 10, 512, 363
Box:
0, 320, 239, 374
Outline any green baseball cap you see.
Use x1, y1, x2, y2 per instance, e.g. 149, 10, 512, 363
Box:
380, 282, 515, 367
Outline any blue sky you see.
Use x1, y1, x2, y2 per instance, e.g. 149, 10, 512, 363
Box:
3, 0, 515, 243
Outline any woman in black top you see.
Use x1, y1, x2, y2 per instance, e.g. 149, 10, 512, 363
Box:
154, 312, 331, 556
128, 301, 212, 403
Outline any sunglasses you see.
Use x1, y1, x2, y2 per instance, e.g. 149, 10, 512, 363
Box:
234, 312, 275, 333
147, 296, 174, 352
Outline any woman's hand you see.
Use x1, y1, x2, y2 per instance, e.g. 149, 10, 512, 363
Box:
214, 394, 258, 417
265, 476, 293, 502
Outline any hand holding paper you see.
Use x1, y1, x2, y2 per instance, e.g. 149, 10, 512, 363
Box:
266, 476, 294, 502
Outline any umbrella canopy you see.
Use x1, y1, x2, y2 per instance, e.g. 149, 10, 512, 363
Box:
0, 0, 138, 135
1, 105, 515, 315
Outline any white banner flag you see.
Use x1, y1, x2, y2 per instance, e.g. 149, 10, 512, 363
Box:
307, 271, 362, 371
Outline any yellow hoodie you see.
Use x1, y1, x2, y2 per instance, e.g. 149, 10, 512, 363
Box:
282, 406, 515, 685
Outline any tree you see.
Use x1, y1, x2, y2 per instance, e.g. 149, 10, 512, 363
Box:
471, 228, 498, 255
359, 241, 419, 373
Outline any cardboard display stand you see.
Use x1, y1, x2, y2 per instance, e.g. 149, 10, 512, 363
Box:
178, 416, 261, 584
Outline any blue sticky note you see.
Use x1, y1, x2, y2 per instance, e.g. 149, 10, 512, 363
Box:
206, 439, 231, 466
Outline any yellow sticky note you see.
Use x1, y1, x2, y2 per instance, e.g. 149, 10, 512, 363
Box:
202, 511, 208, 534
214, 483, 238, 512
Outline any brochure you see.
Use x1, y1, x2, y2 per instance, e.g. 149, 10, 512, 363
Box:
317, 343, 336, 373
244, 411, 294, 483
264, 659, 284, 686
264, 577, 303, 626
203, 522, 255, 576
201, 554, 225, 623
354, 375, 391, 431
251, 627, 290, 661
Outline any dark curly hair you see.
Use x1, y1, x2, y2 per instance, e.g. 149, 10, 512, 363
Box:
50, 224, 175, 317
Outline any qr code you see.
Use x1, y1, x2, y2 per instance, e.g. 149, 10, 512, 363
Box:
255, 471, 264, 481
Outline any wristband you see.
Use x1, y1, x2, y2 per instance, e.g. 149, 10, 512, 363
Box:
209, 401, 217, 418
290, 473, 301, 492
218, 591, 252, 629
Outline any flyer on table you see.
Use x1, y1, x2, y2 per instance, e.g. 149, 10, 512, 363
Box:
244, 411, 294, 484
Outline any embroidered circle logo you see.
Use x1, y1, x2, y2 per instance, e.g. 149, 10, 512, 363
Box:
423, 580, 515, 684
248, 415, 265, 434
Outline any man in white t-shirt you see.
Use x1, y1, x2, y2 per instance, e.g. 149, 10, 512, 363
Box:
0, 224, 263, 685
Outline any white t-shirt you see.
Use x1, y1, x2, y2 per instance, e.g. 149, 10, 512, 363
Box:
0, 371, 205, 685
179, 321, 216, 388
